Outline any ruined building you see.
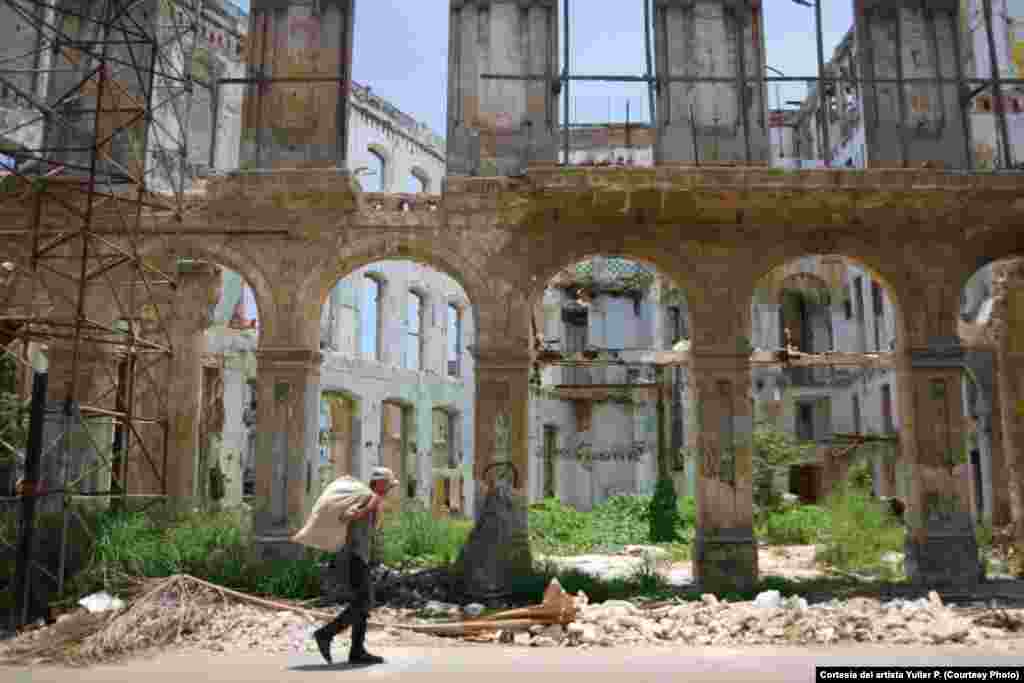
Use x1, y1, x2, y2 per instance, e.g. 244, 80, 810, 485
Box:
0, 0, 1021, 599
781, 0, 1024, 169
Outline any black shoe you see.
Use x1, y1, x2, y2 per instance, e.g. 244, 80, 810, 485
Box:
348, 651, 385, 666
314, 630, 333, 665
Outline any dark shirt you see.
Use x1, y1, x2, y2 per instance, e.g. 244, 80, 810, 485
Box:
346, 506, 376, 563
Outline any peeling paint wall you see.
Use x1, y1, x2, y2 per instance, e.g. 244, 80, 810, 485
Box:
447, 0, 560, 175
654, 0, 770, 164
319, 259, 476, 514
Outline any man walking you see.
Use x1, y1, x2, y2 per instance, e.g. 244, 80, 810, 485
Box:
313, 466, 398, 666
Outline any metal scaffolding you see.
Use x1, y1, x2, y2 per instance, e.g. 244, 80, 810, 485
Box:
0, 0, 220, 627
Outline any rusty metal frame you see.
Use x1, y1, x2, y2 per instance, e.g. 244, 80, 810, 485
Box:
480, 0, 1021, 169
0, 0, 251, 622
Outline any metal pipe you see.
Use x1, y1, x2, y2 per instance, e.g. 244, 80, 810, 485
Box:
736, 10, 752, 163
893, 6, 910, 168
481, 73, 1024, 85
14, 367, 48, 629
643, 0, 656, 126
110, 358, 128, 512
562, 0, 570, 165
982, 0, 1013, 169
57, 5, 109, 599
814, 0, 831, 166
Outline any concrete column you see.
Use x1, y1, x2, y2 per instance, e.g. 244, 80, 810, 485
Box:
897, 339, 981, 588
221, 363, 248, 507
877, 457, 897, 498
987, 361, 1012, 526
961, 349, 1003, 524
40, 345, 117, 514
452, 346, 532, 598
654, 0, 769, 164
447, 0, 560, 175
853, 0, 970, 169
472, 349, 531, 503
240, 0, 355, 170
164, 264, 219, 506
690, 351, 757, 594
251, 347, 322, 562
994, 267, 1024, 568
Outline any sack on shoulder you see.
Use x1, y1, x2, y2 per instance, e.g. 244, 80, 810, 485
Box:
291, 475, 373, 552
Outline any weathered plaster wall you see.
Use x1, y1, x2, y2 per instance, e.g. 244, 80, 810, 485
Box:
319, 259, 476, 513
348, 83, 446, 193
855, 1, 970, 168
654, 0, 770, 164
447, 0, 560, 175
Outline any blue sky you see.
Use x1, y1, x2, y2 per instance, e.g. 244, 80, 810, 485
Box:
234, 0, 854, 140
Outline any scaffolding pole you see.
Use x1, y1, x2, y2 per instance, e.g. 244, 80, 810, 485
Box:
0, 0, 247, 629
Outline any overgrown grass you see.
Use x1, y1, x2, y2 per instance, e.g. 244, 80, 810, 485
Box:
5, 504, 330, 607
527, 495, 695, 559
758, 505, 832, 545
0, 481, 931, 614
814, 484, 904, 576
377, 503, 473, 569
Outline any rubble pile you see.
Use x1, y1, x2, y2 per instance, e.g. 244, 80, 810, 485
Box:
320, 563, 458, 607
495, 591, 1024, 649
6, 576, 1024, 665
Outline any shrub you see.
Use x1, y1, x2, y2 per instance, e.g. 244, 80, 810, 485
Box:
528, 493, 695, 556
758, 505, 831, 545
648, 478, 680, 543
376, 503, 472, 568
527, 498, 592, 555
815, 483, 904, 573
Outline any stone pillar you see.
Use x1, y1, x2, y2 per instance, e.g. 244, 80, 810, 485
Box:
653, 0, 769, 165
240, 0, 355, 169
453, 346, 532, 598
898, 339, 981, 588
854, 0, 970, 169
221, 362, 249, 507
876, 457, 897, 498
690, 351, 758, 594
252, 348, 322, 562
963, 348, 1004, 523
993, 263, 1024, 568
40, 345, 117, 514
987, 360, 1012, 527
447, 0, 560, 175
472, 349, 531, 503
164, 263, 219, 506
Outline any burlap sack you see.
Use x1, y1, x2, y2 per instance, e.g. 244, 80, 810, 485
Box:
292, 475, 373, 552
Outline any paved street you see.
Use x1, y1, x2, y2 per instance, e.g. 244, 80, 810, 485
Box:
6, 644, 1024, 682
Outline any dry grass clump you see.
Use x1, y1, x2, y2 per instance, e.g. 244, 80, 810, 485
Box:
1, 573, 330, 666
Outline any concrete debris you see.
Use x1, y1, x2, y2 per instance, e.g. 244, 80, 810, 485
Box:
78, 592, 126, 614
753, 590, 783, 609
463, 603, 486, 618
551, 595, 1017, 649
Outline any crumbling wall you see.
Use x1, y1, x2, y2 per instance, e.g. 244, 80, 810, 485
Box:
855, 0, 970, 168
654, 0, 769, 164
447, 0, 560, 175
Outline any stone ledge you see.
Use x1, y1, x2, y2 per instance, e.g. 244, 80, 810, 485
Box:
444, 166, 1024, 195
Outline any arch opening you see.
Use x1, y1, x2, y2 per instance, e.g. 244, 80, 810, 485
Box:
528, 254, 691, 512
748, 254, 905, 555
954, 256, 1024, 538
318, 258, 477, 520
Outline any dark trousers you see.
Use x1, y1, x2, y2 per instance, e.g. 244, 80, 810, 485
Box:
319, 552, 372, 655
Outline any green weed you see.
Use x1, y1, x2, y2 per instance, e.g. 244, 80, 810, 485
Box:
815, 484, 904, 574
758, 505, 831, 545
